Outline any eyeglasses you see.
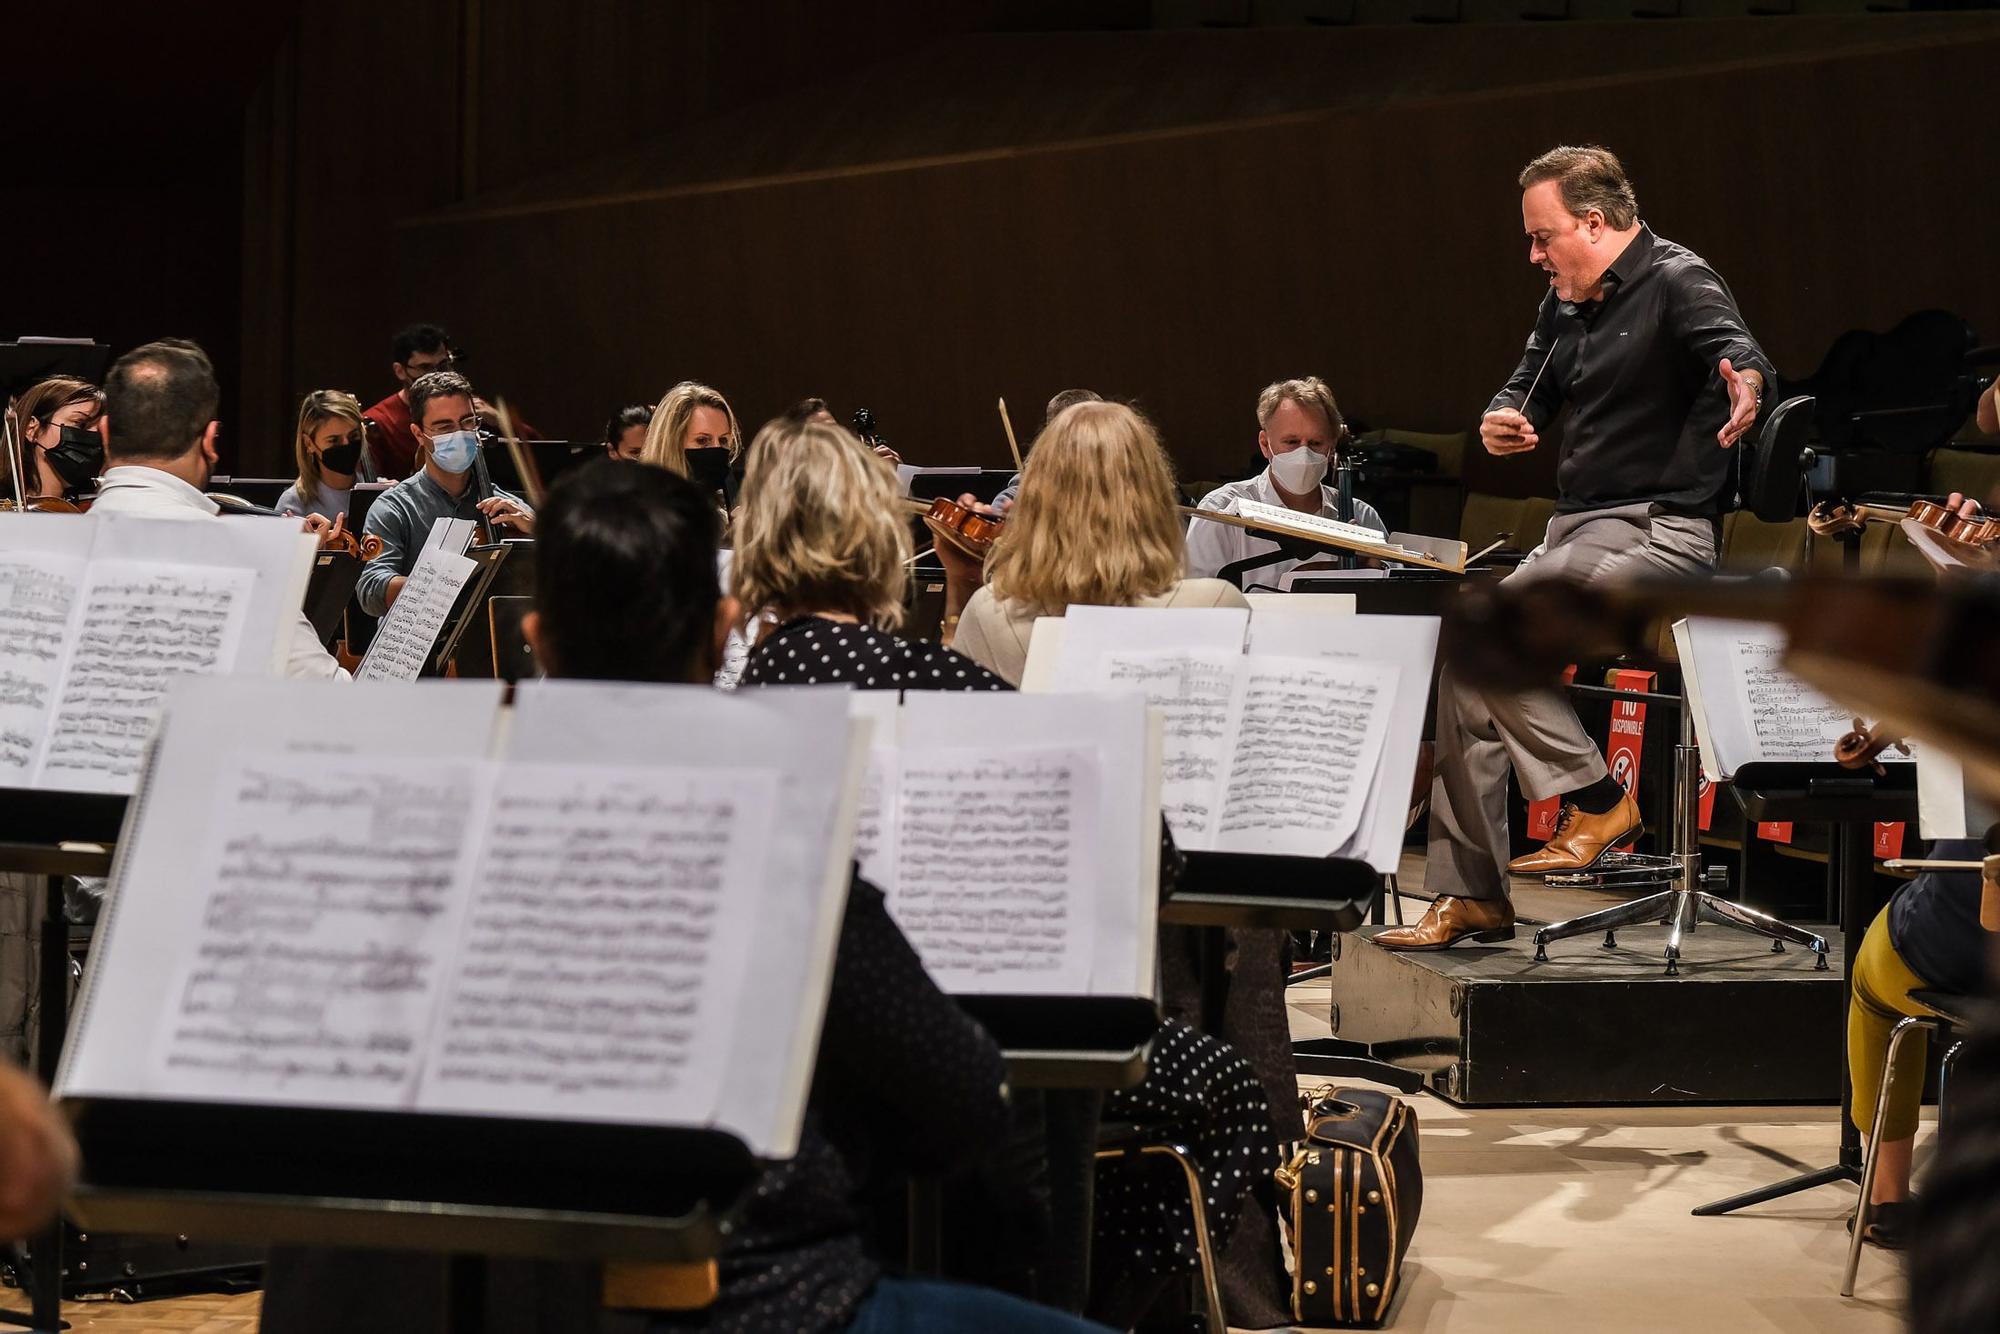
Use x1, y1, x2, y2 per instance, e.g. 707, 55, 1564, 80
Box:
403, 354, 459, 376
421, 413, 481, 435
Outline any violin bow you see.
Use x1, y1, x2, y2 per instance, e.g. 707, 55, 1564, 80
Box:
997, 398, 1024, 474
492, 398, 546, 510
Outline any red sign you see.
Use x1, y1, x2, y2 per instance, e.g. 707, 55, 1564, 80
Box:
1875, 822, 1906, 860
1758, 821, 1795, 844
1604, 668, 1657, 799
1698, 773, 1720, 832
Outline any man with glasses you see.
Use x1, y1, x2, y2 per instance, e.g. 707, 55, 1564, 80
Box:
362, 324, 460, 480
357, 370, 533, 615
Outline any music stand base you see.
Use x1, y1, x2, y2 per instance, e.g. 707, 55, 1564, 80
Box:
1691, 1161, 1861, 1216
1292, 1038, 1428, 1095
1532, 865, 1829, 977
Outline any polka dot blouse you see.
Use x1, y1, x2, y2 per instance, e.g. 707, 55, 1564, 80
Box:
742, 616, 1010, 692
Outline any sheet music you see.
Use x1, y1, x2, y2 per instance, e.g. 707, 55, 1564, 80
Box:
1729, 633, 1856, 761
1245, 611, 1437, 871
889, 745, 1099, 994
0, 551, 86, 780
1215, 656, 1398, 856
355, 544, 479, 681
150, 753, 486, 1108
847, 692, 902, 889
1050, 605, 1249, 693
40, 561, 253, 793
1096, 650, 1236, 838
422, 762, 777, 1125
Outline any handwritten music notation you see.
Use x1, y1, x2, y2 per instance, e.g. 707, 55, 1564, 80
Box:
1101, 650, 1234, 837
357, 547, 478, 681
1216, 663, 1390, 854
38, 562, 254, 791
1728, 636, 1865, 763
155, 755, 481, 1102
1094, 648, 1397, 856
423, 763, 776, 1121
0, 556, 83, 779
887, 747, 1098, 992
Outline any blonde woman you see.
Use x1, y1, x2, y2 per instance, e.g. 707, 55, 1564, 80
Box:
950, 400, 1247, 685
275, 390, 369, 528
735, 417, 1007, 690
640, 380, 741, 502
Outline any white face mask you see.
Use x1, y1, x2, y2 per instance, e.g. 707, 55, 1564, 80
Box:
1268, 445, 1329, 494
427, 429, 479, 475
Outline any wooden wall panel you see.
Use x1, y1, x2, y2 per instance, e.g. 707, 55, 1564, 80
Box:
244, 10, 2000, 494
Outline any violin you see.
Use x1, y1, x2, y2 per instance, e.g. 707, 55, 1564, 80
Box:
1807, 496, 1999, 548
916, 495, 1004, 559
0, 495, 88, 514
1834, 718, 1911, 775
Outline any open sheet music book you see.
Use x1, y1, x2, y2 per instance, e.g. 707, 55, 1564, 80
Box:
846, 690, 1159, 998
1032, 605, 1434, 870
0, 513, 316, 793
1673, 617, 1920, 781
59, 677, 868, 1159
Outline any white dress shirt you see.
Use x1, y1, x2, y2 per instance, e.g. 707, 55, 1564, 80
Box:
90, 466, 350, 682
1183, 468, 1388, 588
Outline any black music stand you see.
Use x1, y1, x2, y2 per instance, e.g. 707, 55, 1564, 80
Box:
302, 551, 361, 648
427, 544, 514, 677
0, 342, 111, 398
1167, 851, 1425, 1095
0, 789, 125, 1332
1690, 762, 1918, 1216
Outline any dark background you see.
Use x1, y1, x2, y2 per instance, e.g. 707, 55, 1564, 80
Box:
10, 1, 1998, 494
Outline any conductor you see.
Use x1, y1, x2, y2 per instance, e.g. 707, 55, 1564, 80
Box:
1379, 145, 1772, 951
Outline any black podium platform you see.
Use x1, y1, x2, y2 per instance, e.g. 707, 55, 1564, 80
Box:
1323, 923, 1844, 1105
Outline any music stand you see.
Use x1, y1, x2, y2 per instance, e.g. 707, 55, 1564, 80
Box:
0, 341, 111, 398
0, 789, 124, 1332
1690, 763, 1918, 1216
429, 544, 515, 677
1167, 851, 1425, 1095
303, 550, 361, 648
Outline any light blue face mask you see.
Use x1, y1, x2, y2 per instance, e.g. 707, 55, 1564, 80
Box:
427, 428, 479, 475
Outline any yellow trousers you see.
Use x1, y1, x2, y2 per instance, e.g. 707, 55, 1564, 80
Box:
1847, 909, 1945, 1140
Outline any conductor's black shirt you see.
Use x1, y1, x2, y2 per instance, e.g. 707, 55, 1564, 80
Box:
1490, 224, 1773, 517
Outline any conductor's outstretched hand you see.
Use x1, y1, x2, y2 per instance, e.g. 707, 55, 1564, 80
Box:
1717, 359, 1760, 448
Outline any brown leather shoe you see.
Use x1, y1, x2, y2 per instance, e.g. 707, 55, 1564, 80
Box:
1373, 894, 1516, 952
1508, 791, 1642, 875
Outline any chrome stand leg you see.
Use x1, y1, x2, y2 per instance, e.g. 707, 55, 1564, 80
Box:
1531, 707, 1830, 976
1842, 1018, 1924, 1297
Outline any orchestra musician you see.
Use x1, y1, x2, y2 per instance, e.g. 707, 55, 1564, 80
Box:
730, 418, 1285, 1327
522, 460, 1104, 1334
0, 1063, 74, 1242
1377, 145, 1772, 951
274, 389, 369, 533
361, 323, 536, 480
356, 370, 533, 616
984, 388, 1099, 514
947, 399, 1249, 685
4, 376, 104, 506
359, 324, 460, 480
603, 403, 652, 460
1182, 375, 1389, 586
90, 339, 348, 681
640, 380, 741, 503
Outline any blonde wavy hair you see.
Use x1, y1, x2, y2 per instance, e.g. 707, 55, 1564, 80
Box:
731, 418, 910, 629
641, 380, 741, 478
985, 401, 1184, 615
291, 389, 366, 505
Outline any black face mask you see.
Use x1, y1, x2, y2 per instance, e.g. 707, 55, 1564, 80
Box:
686, 446, 732, 493
317, 438, 364, 475
43, 425, 104, 490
